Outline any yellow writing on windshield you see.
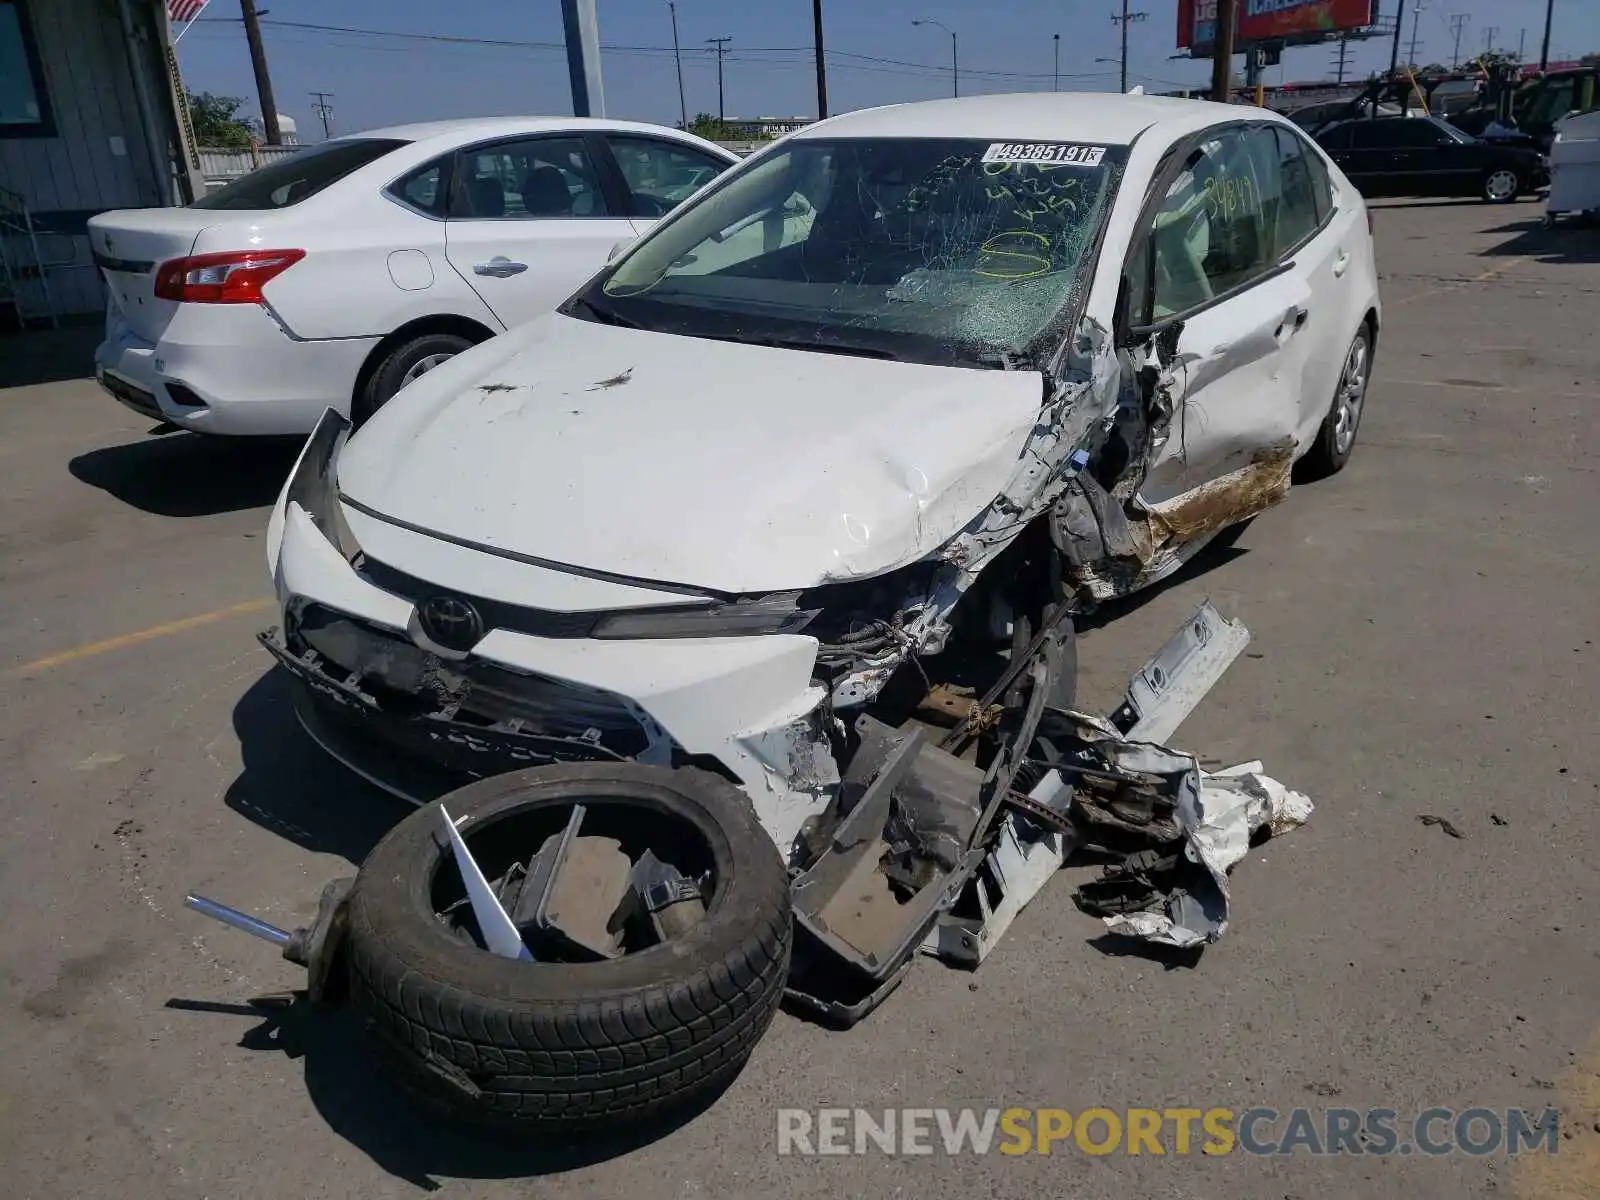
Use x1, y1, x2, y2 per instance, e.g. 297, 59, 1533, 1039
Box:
975, 229, 1052, 280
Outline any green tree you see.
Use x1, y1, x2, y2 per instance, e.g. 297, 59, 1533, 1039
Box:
187, 90, 257, 148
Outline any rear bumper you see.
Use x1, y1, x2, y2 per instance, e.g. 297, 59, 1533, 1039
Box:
94, 306, 379, 436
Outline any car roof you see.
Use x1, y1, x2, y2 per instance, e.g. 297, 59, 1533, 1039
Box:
338, 116, 732, 151
790, 92, 1271, 146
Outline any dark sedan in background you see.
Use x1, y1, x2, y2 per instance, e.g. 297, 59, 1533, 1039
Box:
1315, 116, 1549, 204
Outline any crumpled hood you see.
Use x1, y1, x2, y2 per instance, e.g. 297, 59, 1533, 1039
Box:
338, 313, 1045, 594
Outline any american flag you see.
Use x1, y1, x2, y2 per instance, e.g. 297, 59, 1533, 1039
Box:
168, 0, 210, 24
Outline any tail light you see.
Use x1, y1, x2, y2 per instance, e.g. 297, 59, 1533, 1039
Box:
153, 249, 305, 303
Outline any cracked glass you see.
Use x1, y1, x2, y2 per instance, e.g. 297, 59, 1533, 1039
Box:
584, 138, 1128, 369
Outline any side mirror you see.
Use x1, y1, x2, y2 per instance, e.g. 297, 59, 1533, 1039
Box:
607, 238, 636, 263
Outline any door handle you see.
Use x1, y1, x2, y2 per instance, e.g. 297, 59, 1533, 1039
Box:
1275, 305, 1309, 341
1332, 250, 1351, 278
473, 257, 528, 278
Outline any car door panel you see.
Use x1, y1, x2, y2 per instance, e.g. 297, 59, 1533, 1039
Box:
1139, 267, 1311, 508
443, 135, 636, 330
1130, 124, 1309, 511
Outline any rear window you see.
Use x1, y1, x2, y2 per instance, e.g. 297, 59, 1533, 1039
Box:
192, 138, 408, 211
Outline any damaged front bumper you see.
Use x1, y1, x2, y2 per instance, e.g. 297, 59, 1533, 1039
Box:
271, 494, 840, 855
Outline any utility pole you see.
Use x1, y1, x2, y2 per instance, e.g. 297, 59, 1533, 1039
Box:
1406, 2, 1424, 67
1211, 0, 1237, 102
1053, 32, 1060, 92
1539, 0, 1554, 70
666, 1, 687, 129
1388, 0, 1404, 75
1517, 28, 1526, 62
1483, 26, 1497, 55
239, 0, 281, 145
1111, 1, 1148, 94
309, 90, 333, 139
813, 0, 828, 119
706, 36, 731, 122
1332, 35, 1352, 84
1448, 13, 1468, 68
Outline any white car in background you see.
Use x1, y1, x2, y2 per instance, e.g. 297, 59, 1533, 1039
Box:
89, 117, 738, 435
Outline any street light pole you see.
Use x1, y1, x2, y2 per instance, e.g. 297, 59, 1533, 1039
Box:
1053, 33, 1060, 91
666, 1, 687, 130
913, 18, 958, 97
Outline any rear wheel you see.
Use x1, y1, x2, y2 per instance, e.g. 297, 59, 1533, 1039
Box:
1481, 168, 1522, 204
1296, 324, 1371, 481
355, 332, 473, 426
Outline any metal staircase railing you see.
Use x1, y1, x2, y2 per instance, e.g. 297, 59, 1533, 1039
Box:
0, 184, 63, 330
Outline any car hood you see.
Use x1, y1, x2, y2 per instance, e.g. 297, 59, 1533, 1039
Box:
337, 313, 1046, 595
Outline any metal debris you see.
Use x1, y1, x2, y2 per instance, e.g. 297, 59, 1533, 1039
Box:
1418, 814, 1466, 839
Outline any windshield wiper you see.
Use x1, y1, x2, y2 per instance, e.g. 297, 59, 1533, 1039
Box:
704, 332, 900, 360
568, 294, 644, 329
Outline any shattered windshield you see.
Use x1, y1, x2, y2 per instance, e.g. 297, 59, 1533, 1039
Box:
579, 137, 1127, 368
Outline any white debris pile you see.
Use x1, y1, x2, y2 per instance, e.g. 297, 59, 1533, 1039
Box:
1101, 759, 1313, 948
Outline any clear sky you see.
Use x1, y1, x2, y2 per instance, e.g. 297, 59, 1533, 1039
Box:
176, 0, 1599, 140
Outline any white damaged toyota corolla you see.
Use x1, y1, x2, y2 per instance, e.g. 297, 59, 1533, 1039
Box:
263, 93, 1379, 861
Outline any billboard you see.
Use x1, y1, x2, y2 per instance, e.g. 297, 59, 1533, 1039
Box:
1177, 0, 1378, 51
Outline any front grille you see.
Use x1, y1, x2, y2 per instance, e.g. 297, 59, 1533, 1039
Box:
355, 557, 603, 639
285, 603, 652, 758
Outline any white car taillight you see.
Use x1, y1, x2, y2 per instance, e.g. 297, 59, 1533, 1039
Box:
153, 249, 305, 303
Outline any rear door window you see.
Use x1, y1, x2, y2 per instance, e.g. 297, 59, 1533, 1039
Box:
1269, 127, 1324, 252
450, 137, 611, 219
192, 138, 408, 210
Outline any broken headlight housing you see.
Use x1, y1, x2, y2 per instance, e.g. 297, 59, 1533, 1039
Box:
589, 562, 944, 643
589, 592, 819, 639
286, 407, 362, 564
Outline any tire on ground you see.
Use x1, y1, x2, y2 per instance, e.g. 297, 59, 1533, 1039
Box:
356, 331, 474, 425
343, 763, 793, 1130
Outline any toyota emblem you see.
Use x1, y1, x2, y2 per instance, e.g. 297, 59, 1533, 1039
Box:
417, 595, 483, 652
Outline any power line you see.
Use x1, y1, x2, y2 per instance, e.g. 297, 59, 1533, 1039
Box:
191, 15, 1126, 82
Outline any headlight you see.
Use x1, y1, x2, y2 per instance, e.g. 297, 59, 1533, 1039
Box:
589, 592, 818, 639
285, 407, 362, 563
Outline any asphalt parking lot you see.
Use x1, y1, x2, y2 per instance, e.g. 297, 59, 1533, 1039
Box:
1, 197, 1597, 1200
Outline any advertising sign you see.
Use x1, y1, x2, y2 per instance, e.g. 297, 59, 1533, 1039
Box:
1178, 0, 1378, 50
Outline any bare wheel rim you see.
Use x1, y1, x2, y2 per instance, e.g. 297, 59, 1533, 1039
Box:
432, 796, 718, 964
400, 352, 453, 386
1485, 170, 1518, 201
1332, 334, 1369, 456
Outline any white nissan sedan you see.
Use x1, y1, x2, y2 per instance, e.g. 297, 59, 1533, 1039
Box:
88, 118, 737, 435
262, 93, 1379, 853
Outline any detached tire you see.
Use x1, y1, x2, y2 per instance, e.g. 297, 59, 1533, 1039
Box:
344, 764, 792, 1131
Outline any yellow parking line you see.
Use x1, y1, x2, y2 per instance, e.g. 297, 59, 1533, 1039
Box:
6, 597, 275, 677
